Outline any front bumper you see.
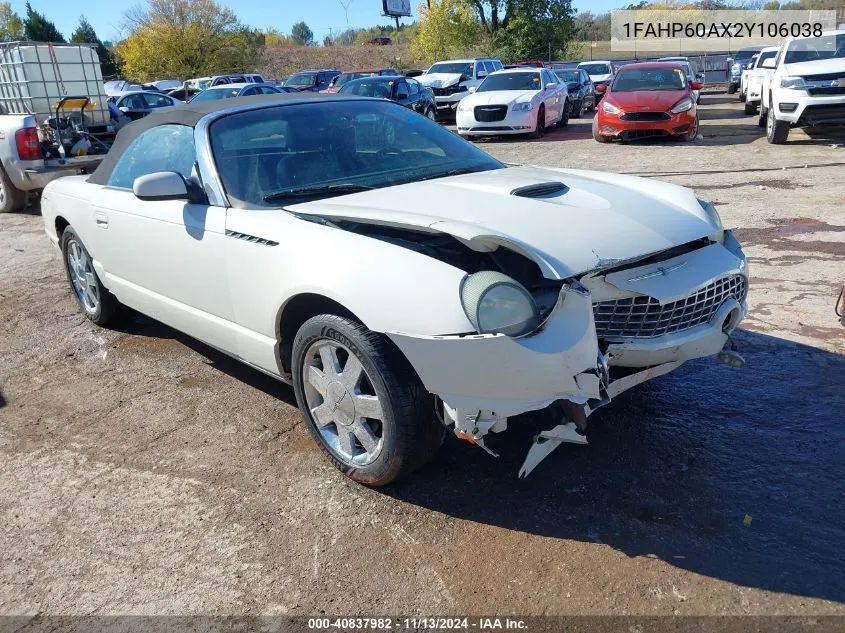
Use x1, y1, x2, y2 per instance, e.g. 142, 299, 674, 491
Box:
596, 108, 697, 139
387, 234, 748, 419
456, 108, 534, 135
773, 91, 845, 125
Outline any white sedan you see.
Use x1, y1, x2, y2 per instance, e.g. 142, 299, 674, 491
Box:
43, 93, 748, 485
456, 68, 568, 138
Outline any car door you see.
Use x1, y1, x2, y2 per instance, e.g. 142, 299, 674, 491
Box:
392, 79, 415, 111
118, 93, 150, 120
86, 123, 236, 352
541, 70, 561, 121
239, 85, 261, 96
142, 92, 175, 113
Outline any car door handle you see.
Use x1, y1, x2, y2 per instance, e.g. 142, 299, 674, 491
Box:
94, 212, 109, 228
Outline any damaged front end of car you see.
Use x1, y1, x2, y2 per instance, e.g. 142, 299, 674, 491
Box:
384, 229, 749, 479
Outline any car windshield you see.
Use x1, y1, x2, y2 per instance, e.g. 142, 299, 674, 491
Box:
579, 63, 611, 75
196, 79, 211, 90
555, 70, 579, 83
785, 34, 845, 64
209, 100, 503, 207
285, 73, 317, 87
339, 79, 394, 98
611, 68, 687, 91
335, 72, 379, 88
734, 49, 760, 61
757, 50, 778, 66
477, 72, 542, 92
190, 88, 241, 102
428, 62, 473, 76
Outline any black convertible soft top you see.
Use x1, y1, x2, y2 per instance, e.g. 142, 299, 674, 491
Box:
88, 92, 331, 186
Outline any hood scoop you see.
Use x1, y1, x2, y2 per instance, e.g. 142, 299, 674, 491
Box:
510, 181, 568, 198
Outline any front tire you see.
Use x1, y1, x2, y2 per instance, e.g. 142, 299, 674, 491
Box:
592, 117, 610, 143
61, 227, 120, 326
739, 90, 746, 102
291, 314, 440, 486
758, 104, 767, 128
530, 105, 546, 139
727, 83, 737, 94
424, 106, 436, 121
744, 101, 757, 115
0, 164, 28, 213
766, 102, 789, 144
678, 116, 699, 141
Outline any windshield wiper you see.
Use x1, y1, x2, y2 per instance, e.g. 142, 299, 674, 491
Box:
415, 167, 481, 183
263, 183, 374, 202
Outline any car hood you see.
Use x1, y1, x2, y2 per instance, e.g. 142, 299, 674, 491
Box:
290, 166, 718, 279
463, 90, 536, 106
416, 73, 464, 88
783, 57, 845, 77
588, 73, 612, 83
608, 89, 688, 111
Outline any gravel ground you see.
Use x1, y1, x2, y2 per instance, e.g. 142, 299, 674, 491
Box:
1, 90, 844, 618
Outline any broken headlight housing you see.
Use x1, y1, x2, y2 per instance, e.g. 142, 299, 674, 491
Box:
460, 271, 540, 337
698, 198, 725, 244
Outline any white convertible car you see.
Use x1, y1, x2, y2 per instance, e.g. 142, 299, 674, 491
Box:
456, 67, 568, 138
43, 94, 748, 485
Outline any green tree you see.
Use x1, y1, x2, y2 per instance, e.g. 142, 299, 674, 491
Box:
70, 16, 118, 77
23, 2, 64, 42
290, 21, 314, 46
499, 0, 575, 60
412, 0, 481, 62
0, 2, 24, 41
117, 0, 261, 83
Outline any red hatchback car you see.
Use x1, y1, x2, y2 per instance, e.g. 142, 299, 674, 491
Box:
593, 62, 703, 143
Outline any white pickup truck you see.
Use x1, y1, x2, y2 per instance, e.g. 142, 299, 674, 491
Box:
0, 42, 114, 213
743, 46, 779, 115
760, 30, 845, 144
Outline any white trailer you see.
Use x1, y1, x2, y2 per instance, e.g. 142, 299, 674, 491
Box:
0, 41, 115, 213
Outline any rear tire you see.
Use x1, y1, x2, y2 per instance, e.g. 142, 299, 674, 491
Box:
530, 105, 546, 139
557, 102, 569, 127
758, 105, 767, 128
0, 164, 28, 213
60, 227, 120, 326
592, 117, 610, 143
291, 314, 441, 486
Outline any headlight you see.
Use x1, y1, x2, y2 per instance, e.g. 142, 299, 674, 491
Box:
698, 198, 725, 244
512, 102, 533, 112
601, 101, 621, 114
457, 100, 472, 112
780, 77, 806, 90
460, 271, 539, 337
671, 98, 693, 113
731, 63, 741, 73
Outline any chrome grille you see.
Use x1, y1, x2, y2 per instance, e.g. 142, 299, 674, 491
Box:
593, 274, 747, 339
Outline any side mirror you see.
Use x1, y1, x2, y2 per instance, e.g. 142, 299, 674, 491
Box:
595, 83, 607, 92
761, 58, 776, 69
133, 171, 189, 202
545, 82, 557, 90
689, 80, 703, 90
468, 86, 477, 93
118, 106, 130, 113
477, 71, 487, 79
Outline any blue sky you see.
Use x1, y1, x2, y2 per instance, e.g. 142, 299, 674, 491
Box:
11, 0, 621, 44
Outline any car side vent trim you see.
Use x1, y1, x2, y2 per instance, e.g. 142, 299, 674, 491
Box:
225, 230, 279, 247
510, 181, 568, 198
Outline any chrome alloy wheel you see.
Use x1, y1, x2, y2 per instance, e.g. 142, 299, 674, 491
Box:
66, 239, 99, 314
302, 340, 384, 466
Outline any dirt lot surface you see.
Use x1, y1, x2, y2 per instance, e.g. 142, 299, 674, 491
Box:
2, 90, 844, 619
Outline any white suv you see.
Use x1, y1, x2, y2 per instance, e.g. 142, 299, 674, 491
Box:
760, 30, 845, 144
416, 58, 503, 119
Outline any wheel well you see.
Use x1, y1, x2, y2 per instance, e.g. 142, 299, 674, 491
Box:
55, 216, 69, 238
278, 293, 359, 374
